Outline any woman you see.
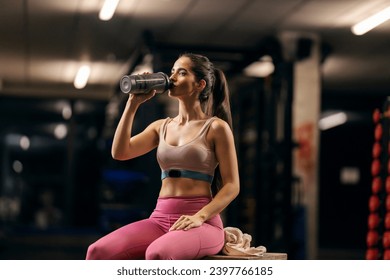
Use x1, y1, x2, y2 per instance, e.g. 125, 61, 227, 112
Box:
86, 53, 240, 260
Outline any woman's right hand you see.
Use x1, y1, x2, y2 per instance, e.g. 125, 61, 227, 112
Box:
128, 89, 156, 106
127, 71, 156, 105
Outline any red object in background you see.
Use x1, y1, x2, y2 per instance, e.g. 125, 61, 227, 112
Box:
371, 159, 381, 176
385, 213, 390, 229
383, 231, 390, 248
372, 177, 382, 194
388, 141, 390, 155
387, 196, 390, 211
368, 213, 381, 229
372, 142, 382, 158
386, 176, 390, 193
367, 230, 380, 247
369, 195, 381, 212
373, 109, 381, 124
375, 123, 383, 140
366, 248, 380, 260
384, 249, 390, 260
388, 159, 390, 174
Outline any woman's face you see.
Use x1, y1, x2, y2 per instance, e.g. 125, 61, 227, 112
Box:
169, 56, 202, 98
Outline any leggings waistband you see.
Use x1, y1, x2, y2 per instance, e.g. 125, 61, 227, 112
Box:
154, 196, 212, 215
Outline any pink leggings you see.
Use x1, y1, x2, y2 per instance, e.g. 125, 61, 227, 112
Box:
86, 196, 224, 260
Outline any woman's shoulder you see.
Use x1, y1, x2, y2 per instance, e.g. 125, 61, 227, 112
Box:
209, 117, 232, 134
146, 118, 170, 131
209, 116, 229, 127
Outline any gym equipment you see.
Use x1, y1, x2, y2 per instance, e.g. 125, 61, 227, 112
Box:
365, 105, 390, 260
385, 213, 390, 229
373, 142, 382, 158
368, 213, 381, 229
366, 230, 380, 247
369, 195, 380, 212
372, 177, 382, 194
371, 159, 381, 176
366, 248, 380, 260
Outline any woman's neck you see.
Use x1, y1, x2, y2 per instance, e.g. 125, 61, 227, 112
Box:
176, 100, 207, 124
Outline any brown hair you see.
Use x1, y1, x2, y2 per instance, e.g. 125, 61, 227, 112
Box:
180, 53, 233, 195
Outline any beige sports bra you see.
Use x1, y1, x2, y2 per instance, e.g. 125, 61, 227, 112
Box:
156, 117, 219, 183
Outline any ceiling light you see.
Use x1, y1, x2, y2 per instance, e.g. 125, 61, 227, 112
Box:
243, 55, 275, 78
319, 112, 347, 130
62, 104, 72, 120
99, 0, 120, 21
13, 160, 23, 174
19, 135, 30, 150
74, 65, 91, 89
352, 6, 390, 35
54, 124, 68, 139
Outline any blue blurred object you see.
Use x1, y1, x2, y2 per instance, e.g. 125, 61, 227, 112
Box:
101, 169, 148, 194
99, 169, 150, 232
102, 169, 147, 184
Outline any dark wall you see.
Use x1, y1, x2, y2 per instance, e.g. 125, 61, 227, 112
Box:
319, 92, 388, 253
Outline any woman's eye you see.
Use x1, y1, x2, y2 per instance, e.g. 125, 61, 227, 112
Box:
179, 71, 186, 76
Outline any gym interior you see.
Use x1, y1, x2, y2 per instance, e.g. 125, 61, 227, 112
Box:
1, 0, 390, 260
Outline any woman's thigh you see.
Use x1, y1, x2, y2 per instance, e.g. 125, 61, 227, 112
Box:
86, 219, 165, 260
145, 222, 224, 260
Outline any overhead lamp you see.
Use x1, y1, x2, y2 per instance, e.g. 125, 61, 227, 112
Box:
13, 160, 23, 174
74, 65, 91, 89
19, 135, 30, 150
243, 55, 275, 78
319, 112, 347, 130
99, 0, 120, 21
54, 124, 68, 140
352, 6, 390, 35
62, 105, 72, 120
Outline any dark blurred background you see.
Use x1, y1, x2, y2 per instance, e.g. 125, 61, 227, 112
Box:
1, 0, 390, 260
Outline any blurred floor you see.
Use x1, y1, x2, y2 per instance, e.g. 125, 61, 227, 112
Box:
317, 248, 365, 260
0, 228, 101, 260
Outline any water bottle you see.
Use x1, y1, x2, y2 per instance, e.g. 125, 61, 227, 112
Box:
120, 72, 172, 94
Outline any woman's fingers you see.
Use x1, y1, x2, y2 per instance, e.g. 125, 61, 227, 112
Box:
170, 216, 190, 231
129, 90, 156, 104
169, 215, 202, 231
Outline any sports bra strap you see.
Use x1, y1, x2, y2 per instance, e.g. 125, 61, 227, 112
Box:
198, 117, 217, 137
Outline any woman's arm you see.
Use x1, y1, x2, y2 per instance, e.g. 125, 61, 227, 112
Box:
170, 119, 240, 230
111, 91, 162, 160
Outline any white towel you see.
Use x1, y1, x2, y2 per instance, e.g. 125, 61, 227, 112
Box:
222, 227, 267, 256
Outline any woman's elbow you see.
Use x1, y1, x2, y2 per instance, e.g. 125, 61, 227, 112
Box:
233, 184, 240, 198
227, 182, 240, 199
111, 150, 128, 161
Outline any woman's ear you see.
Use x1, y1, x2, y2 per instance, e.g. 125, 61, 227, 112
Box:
197, 79, 206, 92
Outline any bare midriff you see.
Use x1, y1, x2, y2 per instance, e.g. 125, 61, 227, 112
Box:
159, 178, 212, 197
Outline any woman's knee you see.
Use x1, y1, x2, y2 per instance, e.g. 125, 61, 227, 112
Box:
145, 243, 177, 260
145, 246, 167, 260
86, 242, 106, 260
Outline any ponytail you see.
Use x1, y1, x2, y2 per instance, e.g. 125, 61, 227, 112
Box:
207, 68, 232, 196
205, 68, 233, 129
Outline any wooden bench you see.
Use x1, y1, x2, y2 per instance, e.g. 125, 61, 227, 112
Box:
204, 253, 287, 260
